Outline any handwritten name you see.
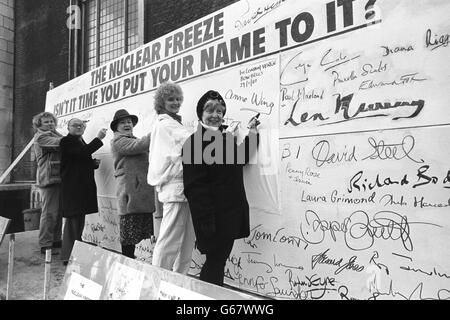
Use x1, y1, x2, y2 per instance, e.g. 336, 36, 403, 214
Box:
311, 248, 364, 275
425, 28, 449, 51
381, 45, 414, 56
361, 135, 424, 163
300, 209, 441, 252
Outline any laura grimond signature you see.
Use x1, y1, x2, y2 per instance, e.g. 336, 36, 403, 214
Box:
299, 209, 442, 252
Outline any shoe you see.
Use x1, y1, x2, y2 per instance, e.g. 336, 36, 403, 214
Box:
40, 247, 59, 255
40, 246, 52, 254
52, 241, 62, 248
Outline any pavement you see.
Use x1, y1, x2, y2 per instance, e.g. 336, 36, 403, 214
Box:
0, 230, 66, 300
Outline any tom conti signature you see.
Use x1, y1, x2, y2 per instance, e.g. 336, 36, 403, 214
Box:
299, 210, 442, 252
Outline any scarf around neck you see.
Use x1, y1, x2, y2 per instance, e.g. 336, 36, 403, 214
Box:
200, 121, 220, 131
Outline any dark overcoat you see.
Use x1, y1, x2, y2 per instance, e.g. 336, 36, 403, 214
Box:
60, 134, 103, 218
182, 124, 258, 254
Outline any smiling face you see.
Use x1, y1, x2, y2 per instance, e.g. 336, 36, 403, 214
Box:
68, 119, 86, 136
39, 116, 56, 132
116, 117, 134, 134
201, 99, 225, 127
163, 93, 183, 114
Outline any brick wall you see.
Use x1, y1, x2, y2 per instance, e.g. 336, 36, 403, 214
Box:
9, 0, 239, 182
12, 0, 70, 182
0, 0, 14, 182
145, 0, 239, 42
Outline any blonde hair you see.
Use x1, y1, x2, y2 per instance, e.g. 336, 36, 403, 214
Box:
32, 112, 58, 130
153, 82, 183, 114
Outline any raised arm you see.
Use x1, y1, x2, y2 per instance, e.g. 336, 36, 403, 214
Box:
60, 137, 103, 158
36, 131, 62, 153
112, 133, 150, 156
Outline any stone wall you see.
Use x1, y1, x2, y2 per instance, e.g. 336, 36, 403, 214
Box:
0, 0, 14, 182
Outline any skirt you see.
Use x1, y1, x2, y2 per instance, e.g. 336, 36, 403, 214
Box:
119, 213, 154, 245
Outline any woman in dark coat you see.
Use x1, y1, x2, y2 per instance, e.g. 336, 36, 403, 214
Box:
60, 118, 107, 264
182, 90, 260, 286
110, 109, 155, 259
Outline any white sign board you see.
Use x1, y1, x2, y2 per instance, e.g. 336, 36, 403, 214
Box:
64, 272, 103, 300
46, 0, 450, 300
157, 280, 214, 300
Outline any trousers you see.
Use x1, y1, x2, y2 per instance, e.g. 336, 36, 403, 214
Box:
38, 185, 62, 248
152, 201, 196, 274
61, 214, 86, 262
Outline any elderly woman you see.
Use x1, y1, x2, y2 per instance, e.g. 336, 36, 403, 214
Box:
182, 90, 260, 286
147, 82, 195, 275
32, 112, 64, 254
110, 109, 155, 259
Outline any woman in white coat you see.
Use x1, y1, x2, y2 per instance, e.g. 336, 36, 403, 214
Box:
147, 82, 195, 274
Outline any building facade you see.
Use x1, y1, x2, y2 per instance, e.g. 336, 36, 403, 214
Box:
0, 0, 14, 182
1, 0, 238, 231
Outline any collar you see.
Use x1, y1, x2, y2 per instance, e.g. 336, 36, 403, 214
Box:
37, 128, 63, 137
200, 121, 220, 131
159, 110, 182, 124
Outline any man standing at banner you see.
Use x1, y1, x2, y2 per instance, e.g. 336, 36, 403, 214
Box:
59, 118, 107, 265
32, 112, 64, 254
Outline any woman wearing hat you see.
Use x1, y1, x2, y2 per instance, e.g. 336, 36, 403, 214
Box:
147, 82, 196, 275
110, 109, 155, 258
182, 90, 260, 286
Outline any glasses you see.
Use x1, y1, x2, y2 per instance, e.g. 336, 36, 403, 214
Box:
70, 123, 86, 129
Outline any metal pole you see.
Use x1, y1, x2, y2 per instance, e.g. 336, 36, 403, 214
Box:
68, 0, 72, 80
6, 233, 15, 300
74, 0, 80, 78
124, 0, 129, 54
0, 138, 35, 184
43, 249, 52, 300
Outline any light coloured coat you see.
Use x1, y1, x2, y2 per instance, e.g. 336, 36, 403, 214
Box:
33, 129, 64, 187
111, 132, 155, 215
147, 114, 192, 203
